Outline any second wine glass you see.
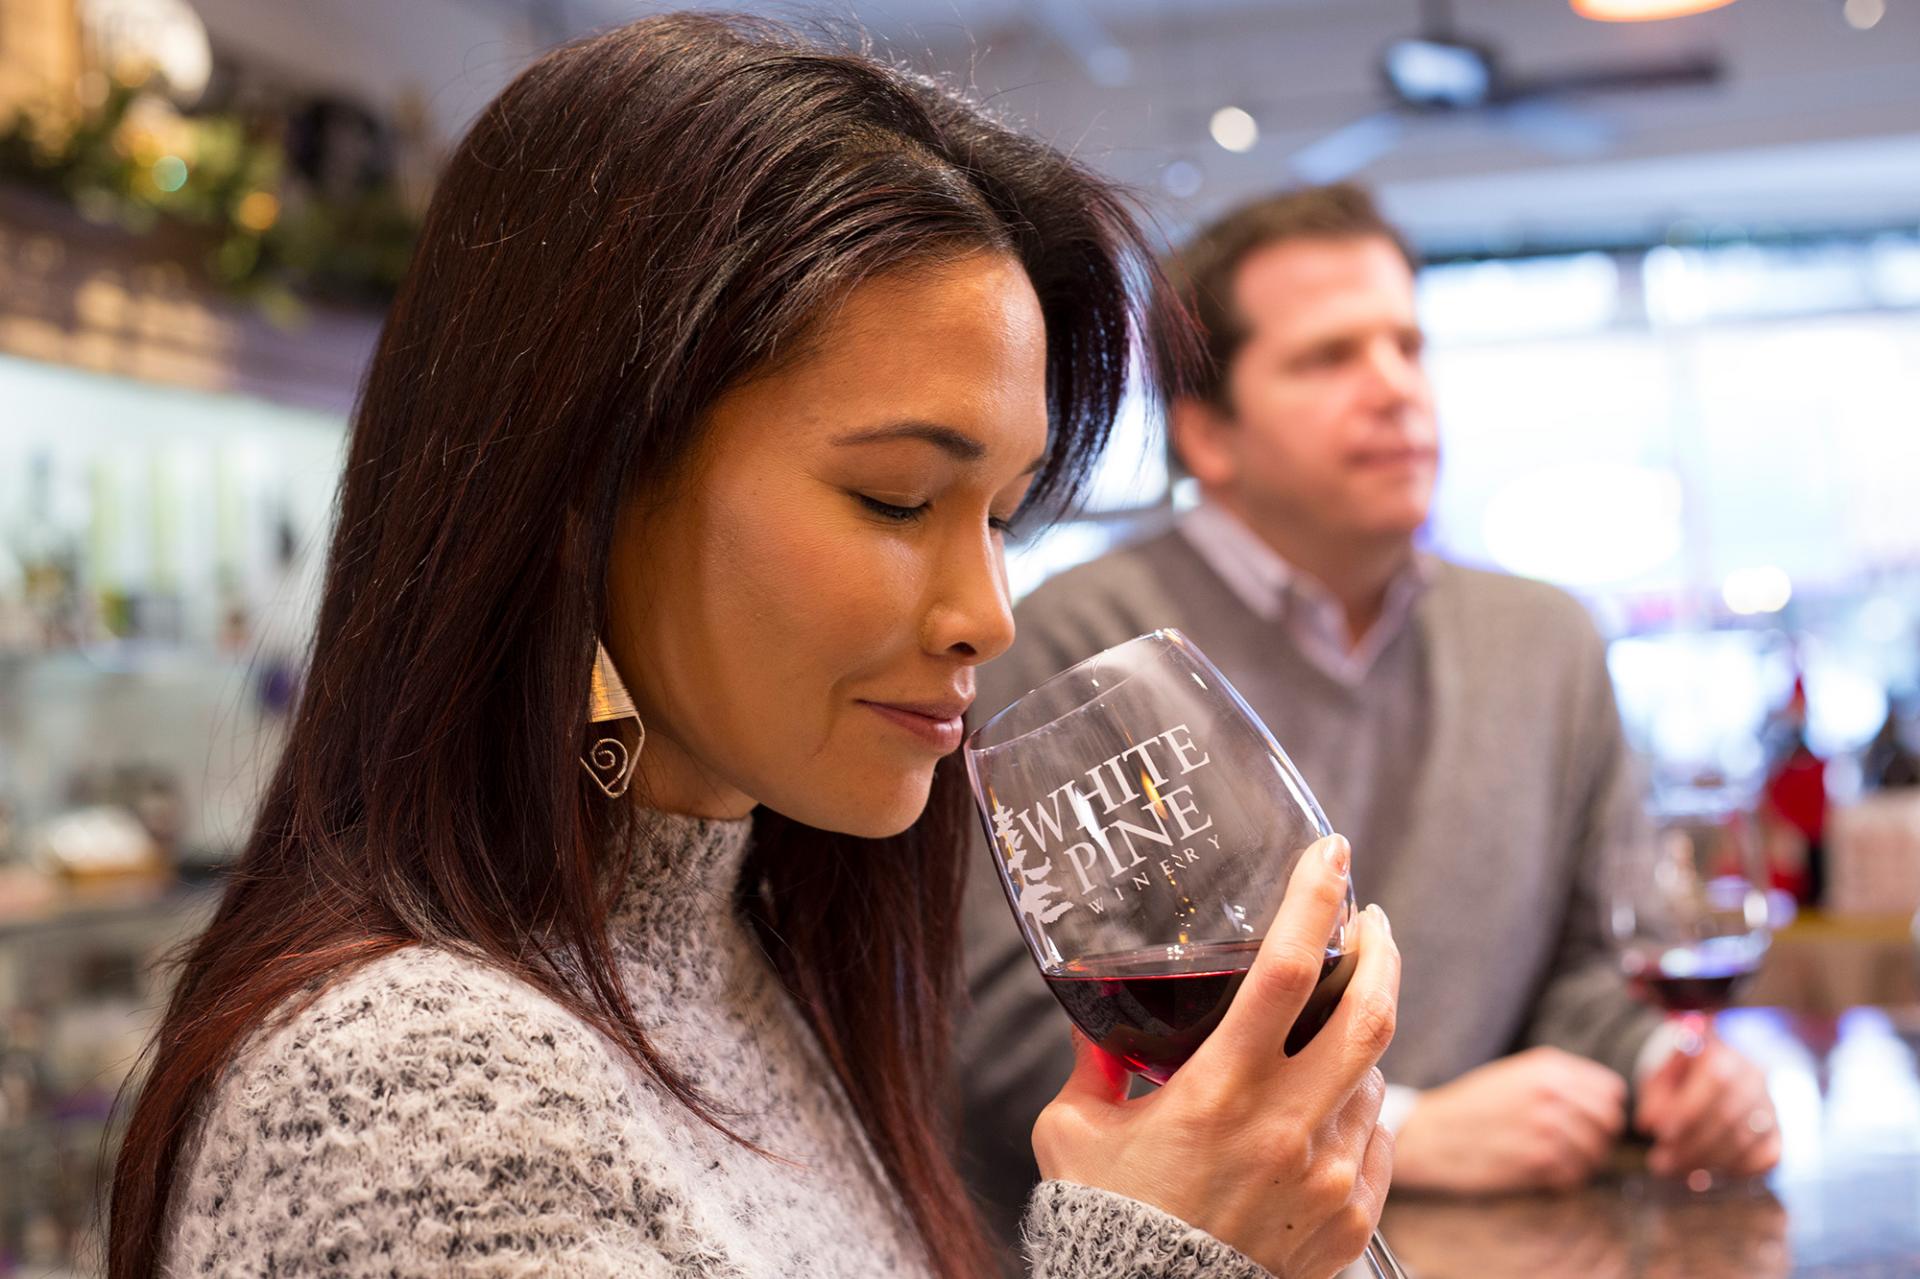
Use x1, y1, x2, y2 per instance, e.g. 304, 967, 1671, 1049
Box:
1610, 783, 1773, 1059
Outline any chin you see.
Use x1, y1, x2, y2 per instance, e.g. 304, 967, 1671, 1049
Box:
769, 765, 937, 839
1359, 498, 1432, 539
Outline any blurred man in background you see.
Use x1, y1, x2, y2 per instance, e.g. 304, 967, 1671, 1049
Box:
958, 184, 1777, 1256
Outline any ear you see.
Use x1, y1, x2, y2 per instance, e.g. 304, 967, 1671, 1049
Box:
1167, 395, 1239, 489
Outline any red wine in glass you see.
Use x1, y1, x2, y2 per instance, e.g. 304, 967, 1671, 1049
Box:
1625, 938, 1764, 1014
1045, 941, 1357, 1083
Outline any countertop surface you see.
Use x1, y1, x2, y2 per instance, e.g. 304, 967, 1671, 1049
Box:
1379, 1006, 1920, 1278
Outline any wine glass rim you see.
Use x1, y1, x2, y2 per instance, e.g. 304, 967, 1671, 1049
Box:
966, 628, 1190, 756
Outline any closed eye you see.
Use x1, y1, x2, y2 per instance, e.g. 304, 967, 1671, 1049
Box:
858, 493, 1020, 538
856, 494, 927, 523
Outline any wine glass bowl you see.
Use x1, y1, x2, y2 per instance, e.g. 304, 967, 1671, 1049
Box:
965, 630, 1357, 1083
966, 629, 1413, 1278
1611, 786, 1772, 1046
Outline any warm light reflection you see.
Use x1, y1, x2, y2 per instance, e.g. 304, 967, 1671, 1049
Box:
1572, 0, 1739, 20
235, 190, 281, 232
1141, 770, 1168, 820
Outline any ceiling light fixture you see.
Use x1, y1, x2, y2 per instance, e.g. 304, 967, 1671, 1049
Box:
1844, 0, 1885, 29
1382, 36, 1496, 108
82, 0, 212, 101
1571, 0, 1738, 21
1209, 106, 1259, 153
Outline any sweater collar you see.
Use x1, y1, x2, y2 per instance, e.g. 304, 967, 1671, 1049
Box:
607, 806, 756, 938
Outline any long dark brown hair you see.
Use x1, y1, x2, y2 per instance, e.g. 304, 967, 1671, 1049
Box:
110, 14, 1169, 1279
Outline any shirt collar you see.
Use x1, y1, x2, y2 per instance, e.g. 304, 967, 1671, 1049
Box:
1178, 500, 1294, 622
1177, 499, 1432, 686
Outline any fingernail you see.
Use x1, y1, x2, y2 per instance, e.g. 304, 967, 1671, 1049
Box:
1322, 834, 1350, 875
1369, 902, 1392, 937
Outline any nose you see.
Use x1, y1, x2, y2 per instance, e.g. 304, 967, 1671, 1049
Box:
921, 521, 1018, 667
1364, 335, 1425, 409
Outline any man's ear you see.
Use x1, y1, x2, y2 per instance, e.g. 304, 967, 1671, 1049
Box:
1167, 395, 1237, 489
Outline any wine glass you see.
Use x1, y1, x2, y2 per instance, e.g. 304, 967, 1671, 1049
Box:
1609, 781, 1773, 1065
965, 628, 1407, 1279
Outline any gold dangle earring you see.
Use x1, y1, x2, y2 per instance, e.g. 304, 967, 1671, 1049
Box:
582, 641, 644, 798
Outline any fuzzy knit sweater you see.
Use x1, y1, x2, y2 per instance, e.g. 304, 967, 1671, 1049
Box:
164, 810, 1269, 1278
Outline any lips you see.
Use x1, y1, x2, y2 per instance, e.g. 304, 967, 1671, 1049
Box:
866, 696, 973, 721
1359, 447, 1436, 468
859, 695, 973, 752
1351, 445, 1437, 468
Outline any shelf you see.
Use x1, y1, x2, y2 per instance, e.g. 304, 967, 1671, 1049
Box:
0, 880, 221, 943
0, 642, 265, 673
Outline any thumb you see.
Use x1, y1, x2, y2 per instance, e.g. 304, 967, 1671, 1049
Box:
1053, 1029, 1130, 1108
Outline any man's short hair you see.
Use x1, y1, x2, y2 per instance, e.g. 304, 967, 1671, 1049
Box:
1153, 183, 1417, 411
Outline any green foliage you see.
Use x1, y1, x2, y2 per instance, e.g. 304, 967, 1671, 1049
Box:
0, 81, 418, 305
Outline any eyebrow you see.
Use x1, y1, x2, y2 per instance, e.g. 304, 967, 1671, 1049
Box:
834, 421, 1047, 475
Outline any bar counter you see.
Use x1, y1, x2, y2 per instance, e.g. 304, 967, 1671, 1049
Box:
1380, 1006, 1920, 1277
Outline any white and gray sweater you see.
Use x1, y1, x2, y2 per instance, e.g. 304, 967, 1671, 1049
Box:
164, 810, 1267, 1278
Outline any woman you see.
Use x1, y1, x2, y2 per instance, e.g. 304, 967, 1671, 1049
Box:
112, 15, 1397, 1278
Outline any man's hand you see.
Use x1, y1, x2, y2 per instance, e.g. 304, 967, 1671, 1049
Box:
1635, 1033, 1779, 1179
1392, 1047, 1626, 1193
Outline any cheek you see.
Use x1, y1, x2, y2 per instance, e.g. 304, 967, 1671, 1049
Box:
698, 495, 940, 834
713, 524, 822, 671
1241, 398, 1335, 486
700, 492, 912, 726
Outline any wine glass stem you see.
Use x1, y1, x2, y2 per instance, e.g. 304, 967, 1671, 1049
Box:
1366, 1228, 1410, 1278
1673, 1009, 1709, 1057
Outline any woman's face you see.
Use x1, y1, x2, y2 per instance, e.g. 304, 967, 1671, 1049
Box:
606, 252, 1049, 836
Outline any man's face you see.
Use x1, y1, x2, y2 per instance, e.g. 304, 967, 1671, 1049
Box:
1200, 235, 1438, 542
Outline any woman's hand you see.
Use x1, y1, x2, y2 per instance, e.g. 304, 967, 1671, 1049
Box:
1031, 834, 1398, 1279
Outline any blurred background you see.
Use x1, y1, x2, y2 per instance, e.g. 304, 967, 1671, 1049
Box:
0, 0, 1916, 1272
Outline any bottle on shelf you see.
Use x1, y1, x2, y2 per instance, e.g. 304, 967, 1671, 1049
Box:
8, 451, 88, 652
1862, 699, 1920, 791
1760, 675, 1828, 907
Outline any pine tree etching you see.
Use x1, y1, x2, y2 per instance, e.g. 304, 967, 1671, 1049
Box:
992, 799, 1073, 927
